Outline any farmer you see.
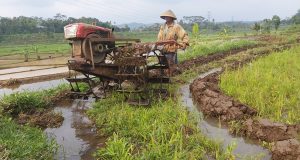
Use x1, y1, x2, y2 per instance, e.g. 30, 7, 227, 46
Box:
157, 9, 189, 76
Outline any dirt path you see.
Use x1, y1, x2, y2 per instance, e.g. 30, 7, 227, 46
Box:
0, 66, 75, 87
0, 55, 69, 69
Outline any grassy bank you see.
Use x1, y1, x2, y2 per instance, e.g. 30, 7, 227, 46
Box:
87, 92, 234, 159
0, 84, 69, 159
0, 84, 68, 116
220, 46, 300, 124
179, 39, 258, 62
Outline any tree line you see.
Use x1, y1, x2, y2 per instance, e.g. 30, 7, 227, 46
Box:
0, 13, 130, 35
251, 10, 300, 34
135, 9, 300, 34
0, 9, 299, 35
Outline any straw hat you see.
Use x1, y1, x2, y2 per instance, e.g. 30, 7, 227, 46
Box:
160, 9, 177, 20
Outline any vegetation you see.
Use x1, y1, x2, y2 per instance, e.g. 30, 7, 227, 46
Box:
0, 117, 57, 159
0, 13, 114, 35
0, 84, 70, 159
252, 23, 261, 33
0, 43, 70, 56
0, 32, 67, 45
0, 84, 68, 116
179, 39, 258, 62
192, 23, 200, 37
114, 31, 157, 42
272, 15, 281, 32
291, 9, 300, 24
220, 46, 300, 124
0, 8, 298, 160
88, 93, 234, 159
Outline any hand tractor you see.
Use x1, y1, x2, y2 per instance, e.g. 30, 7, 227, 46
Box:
64, 23, 178, 105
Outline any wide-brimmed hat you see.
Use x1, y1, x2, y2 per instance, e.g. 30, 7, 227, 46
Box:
160, 9, 177, 20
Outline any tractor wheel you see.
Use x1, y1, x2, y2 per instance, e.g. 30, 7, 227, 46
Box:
82, 33, 107, 63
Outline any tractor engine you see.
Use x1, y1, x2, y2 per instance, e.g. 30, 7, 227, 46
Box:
64, 23, 115, 64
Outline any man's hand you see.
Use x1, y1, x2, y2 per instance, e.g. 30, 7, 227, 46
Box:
180, 43, 187, 50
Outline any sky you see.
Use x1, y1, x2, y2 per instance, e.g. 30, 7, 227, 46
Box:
0, 0, 299, 24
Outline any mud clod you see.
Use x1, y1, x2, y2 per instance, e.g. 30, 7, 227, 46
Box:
177, 46, 260, 75
0, 78, 21, 87
242, 118, 298, 142
17, 110, 64, 129
271, 139, 300, 160
190, 73, 257, 121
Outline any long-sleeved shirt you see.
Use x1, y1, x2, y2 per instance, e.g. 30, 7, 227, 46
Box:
157, 22, 189, 52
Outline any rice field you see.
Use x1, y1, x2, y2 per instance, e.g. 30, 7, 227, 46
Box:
0, 43, 71, 57
179, 39, 259, 62
0, 26, 299, 159
0, 117, 58, 159
220, 46, 300, 124
87, 92, 234, 159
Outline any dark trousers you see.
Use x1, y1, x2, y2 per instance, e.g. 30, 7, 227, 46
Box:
164, 52, 178, 65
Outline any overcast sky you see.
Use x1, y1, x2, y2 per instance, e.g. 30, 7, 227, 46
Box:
0, 0, 299, 24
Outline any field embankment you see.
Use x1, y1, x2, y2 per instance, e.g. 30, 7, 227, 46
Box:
190, 45, 300, 159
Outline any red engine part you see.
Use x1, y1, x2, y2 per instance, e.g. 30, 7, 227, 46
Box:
64, 23, 112, 40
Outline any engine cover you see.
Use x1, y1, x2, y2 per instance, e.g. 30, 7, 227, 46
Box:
64, 23, 112, 40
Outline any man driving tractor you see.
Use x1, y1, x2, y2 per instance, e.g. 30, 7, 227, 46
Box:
157, 9, 189, 76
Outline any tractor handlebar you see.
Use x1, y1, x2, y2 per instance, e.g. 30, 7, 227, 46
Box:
155, 40, 182, 47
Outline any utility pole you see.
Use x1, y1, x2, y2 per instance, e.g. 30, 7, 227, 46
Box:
207, 11, 211, 35
231, 16, 234, 29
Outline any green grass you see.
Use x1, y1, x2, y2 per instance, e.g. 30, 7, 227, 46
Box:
0, 84, 68, 116
0, 31, 156, 57
114, 31, 157, 42
0, 117, 57, 159
220, 46, 300, 124
179, 39, 258, 62
0, 33, 67, 45
0, 43, 71, 56
0, 84, 69, 159
87, 93, 234, 159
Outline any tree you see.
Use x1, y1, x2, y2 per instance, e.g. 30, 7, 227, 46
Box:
262, 19, 272, 34
272, 15, 281, 32
183, 16, 205, 24
292, 9, 300, 24
252, 22, 261, 33
0, 14, 113, 35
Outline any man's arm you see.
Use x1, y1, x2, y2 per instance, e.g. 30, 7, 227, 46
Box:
157, 25, 164, 41
176, 25, 189, 49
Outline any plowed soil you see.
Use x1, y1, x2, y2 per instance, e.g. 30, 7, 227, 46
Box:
178, 46, 258, 72
17, 110, 64, 129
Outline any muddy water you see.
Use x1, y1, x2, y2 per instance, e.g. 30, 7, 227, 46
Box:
180, 69, 271, 159
45, 99, 104, 160
0, 79, 102, 159
0, 78, 67, 97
